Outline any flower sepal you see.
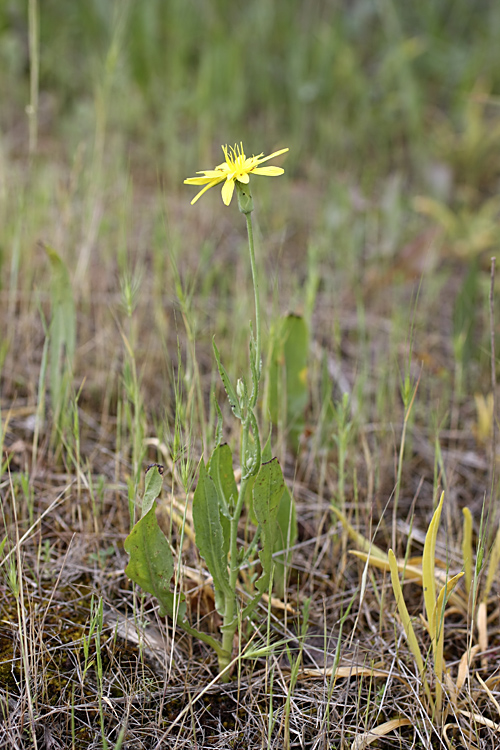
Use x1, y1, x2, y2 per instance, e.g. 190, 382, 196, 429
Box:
236, 181, 254, 215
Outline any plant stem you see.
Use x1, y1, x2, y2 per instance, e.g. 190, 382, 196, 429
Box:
217, 186, 263, 679
220, 472, 251, 678
245, 212, 261, 379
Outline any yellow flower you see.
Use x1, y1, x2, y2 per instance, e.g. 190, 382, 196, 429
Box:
184, 142, 289, 206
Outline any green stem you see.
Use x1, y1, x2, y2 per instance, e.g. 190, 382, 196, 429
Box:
217, 185, 263, 680
245, 212, 261, 380
176, 618, 226, 657
220, 471, 251, 678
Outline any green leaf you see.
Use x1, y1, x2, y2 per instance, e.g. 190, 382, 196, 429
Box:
262, 432, 273, 464
243, 429, 271, 527
273, 485, 297, 598
253, 458, 285, 594
192, 461, 231, 614
124, 505, 185, 621
244, 408, 261, 478
209, 443, 237, 518
141, 465, 164, 517
214, 397, 224, 449
212, 338, 241, 419
268, 314, 309, 452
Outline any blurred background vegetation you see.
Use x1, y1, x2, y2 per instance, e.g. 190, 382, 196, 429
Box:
2, 0, 500, 426
2, 0, 500, 187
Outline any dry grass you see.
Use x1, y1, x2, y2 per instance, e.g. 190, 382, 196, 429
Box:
2, 5, 500, 741
2, 172, 500, 747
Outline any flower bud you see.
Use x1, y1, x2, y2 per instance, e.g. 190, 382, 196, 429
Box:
236, 181, 254, 214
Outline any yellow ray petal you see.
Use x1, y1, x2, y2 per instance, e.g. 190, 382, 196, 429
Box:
252, 166, 285, 176
221, 179, 235, 206
191, 180, 223, 204
256, 147, 289, 164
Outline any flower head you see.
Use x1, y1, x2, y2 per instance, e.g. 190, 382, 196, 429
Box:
184, 142, 289, 206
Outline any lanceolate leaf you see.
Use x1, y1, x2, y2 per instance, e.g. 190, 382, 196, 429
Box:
209, 443, 237, 518
253, 458, 285, 594
141, 465, 164, 517
124, 505, 185, 621
192, 461, 231, 614
273, 485, 297, 598
212, 338, 241, 419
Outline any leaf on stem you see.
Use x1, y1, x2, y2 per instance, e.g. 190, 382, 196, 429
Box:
192, 461, 231, 615
141, 465, 164, 517
212, 338, 241, 419
124, 505, 185, 621
253, 458, 285, 594
273, 485, 297, 598
209, 443, 238, 515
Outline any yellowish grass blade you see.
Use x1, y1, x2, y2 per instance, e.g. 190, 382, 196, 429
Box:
432, 571, 464, 715
462, 507, 473, 596
459, 710, 500, 731
300, 665, 389, 679
476, 673, 500, 719
331, 506, 387, 560
477, 600, 488, 668
422, 491, 444, 642
351, 718, 412, 750
351, 550, 421, 578
388, 549, 434, 709
351, 551, 464, 609
483, 521, 500, 601
456, 644, 481, 694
